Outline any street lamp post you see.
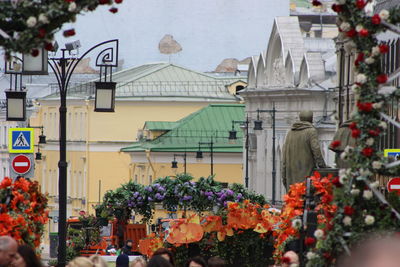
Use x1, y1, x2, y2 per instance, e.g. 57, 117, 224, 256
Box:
171, 153, 187, 174
228, 117, 250, 188
45, 39, 119, 267
197, 140, 214, 176
253, 103, 277, 204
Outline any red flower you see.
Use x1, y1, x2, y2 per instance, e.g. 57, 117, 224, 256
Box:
109, 7, 118, 13
344, 206, 354, 216
305, 237, 316, 246
99, 0, 110, 4
63, 29, 76, 37
330, 140, 341, 149
312, 0, 322, 6
376, 74, 388, 84
362, 147, 374, 157
346, 29, 357, 37
349, 122, 357, 130
331, 4, 343, 13
359, 29, 369, 37
354, 53, 364, 66
332, 177, 342, 187
323, 252, 332, 260
357, 102, 373, 112
372, 14, 381, 25
379, 44, 389, 53
368, 129, 380, 136
351, 129, 361, 138
322, 194, 333, 204
0, 178, 12, 189
38, 28, 46, 38
44, 42, 54, 51
31, 49, 39, 57
356, 0, 366, 9
115, 0, 123, 3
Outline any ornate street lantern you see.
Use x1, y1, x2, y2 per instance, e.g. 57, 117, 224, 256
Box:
5, 90, 26, 121
94, 81, 116, 112
22, 48, 48, 75
171, 159, 178, 168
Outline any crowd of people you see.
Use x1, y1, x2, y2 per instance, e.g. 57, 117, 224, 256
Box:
0, 235, 226, 267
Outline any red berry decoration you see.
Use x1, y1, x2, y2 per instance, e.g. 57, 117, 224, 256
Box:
344, 206, 355, 216
351, 129, 361, 138
379, 44, 389, 53
346, 29, 357, 37
359, 29, 369, 37
31, 49, 39, 57
371, 14, 381, 25
99, 0, 110, 4
63, 29, 76, 37
362, 147, 374, 157
356, 0, 366, 9
330, 140, 341, 149
368, 129, 380, 137
357, 102, 373, 112
354, 52, 364, 66
312, 0, 322, 6
109, 7, 118, 13
349, 122, 357, 130
332, 4, 343, 13
115, 0, 123, 3
44, 42, 54, 51
376, 74, 388, 84
332, 177, 343, 187
38, 28, 46, 38
305, 237, 316, 246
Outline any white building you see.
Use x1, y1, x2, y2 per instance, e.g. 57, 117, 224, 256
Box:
240, 16, 338, 201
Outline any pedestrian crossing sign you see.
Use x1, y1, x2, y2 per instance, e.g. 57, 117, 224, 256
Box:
8, 128, 34, 153
384, 149, 400, 160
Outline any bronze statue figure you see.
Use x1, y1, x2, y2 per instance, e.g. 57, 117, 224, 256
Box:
282, 110, 326, 190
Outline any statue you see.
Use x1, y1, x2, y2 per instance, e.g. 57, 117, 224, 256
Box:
329, 120, 357, 168
282, 110, 327, 190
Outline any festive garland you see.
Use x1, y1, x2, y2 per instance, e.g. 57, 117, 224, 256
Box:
0, 0, 122, 56
305, 0, 400, 265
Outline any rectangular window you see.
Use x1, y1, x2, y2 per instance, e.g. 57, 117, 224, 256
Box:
149, 175, 153, 184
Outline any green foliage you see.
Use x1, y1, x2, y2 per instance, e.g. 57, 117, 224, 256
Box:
96, 174, 267, 223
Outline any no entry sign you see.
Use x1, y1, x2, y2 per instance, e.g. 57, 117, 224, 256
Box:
387, 178, 400, 195
12, 154, 31, 175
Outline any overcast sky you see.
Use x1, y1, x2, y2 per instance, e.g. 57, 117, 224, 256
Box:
54, 0, 289, 72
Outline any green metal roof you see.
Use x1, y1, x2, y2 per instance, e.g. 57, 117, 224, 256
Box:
144, 121, 178, 131
41, 63, 246, 101
121, 104, 245, 153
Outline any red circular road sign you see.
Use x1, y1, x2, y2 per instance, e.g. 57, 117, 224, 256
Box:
387, 178, 400, 195
12, 154, 31, 174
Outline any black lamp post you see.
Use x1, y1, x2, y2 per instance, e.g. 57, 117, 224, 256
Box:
171, 153, 187, 174
197, 140, 214, 176
228, 117, 250, 188
253, 104, 277, 204
32, 39, 118, 267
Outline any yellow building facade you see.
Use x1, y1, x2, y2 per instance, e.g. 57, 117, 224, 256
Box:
29, 63, 245, 244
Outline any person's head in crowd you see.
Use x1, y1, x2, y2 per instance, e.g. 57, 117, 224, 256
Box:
67, 257, 94, 267
116, 253, 130, 267
0, 236, 17, 267
153, 248, 175, 266
207, 256, 225, 267
125, 240, 133, 248
147, 256, 173, 267
89, 254, 108, 267
185, 256, 207, 267
338, 233, 400, 267
11, 245, 42, 267
130, 256, 147, 267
